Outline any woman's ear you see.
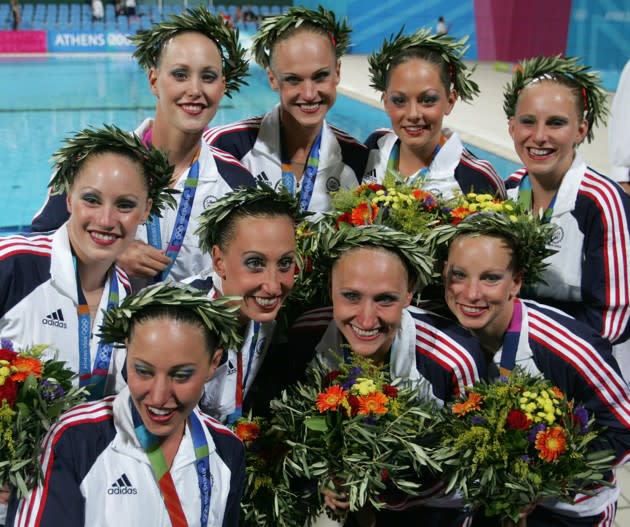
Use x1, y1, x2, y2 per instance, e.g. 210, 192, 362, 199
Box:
445, 89, 458, 116
148, 67, 159, 97
508, 270, 524, 300
267, 66, 279, 91
575, 118, 589, 147
207, 347, 224, 381
141, 198, 153, 225
403, 290, 413, 309
211, 245, 226, 280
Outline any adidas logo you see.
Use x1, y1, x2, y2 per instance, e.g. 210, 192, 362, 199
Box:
255, 171, 270, 184
42, 308, 67, 329
107, 473, 138, 495
227, 359, 237, 375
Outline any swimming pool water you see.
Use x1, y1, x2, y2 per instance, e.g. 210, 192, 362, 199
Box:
0, 55, 518, 229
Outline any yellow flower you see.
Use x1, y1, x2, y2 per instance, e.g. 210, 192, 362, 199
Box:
375, 190, 385, 196
509, 215, 518, 222
353, 378, 377, 396
0, 366, 11, 385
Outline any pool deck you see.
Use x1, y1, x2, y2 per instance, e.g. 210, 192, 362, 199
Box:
338, 54, 628, 526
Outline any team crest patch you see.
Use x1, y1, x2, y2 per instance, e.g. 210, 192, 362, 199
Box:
203, 195, 218, 209
326, 177, 340, 192
255, 337, 266, 356
550, 225, 564, 247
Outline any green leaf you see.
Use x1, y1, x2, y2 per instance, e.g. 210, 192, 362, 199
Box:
304, 416, 328, 432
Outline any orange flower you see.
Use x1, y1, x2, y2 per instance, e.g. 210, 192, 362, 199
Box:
450, 207, 474, 225
336, 212, 353, 229
550, 386, 564, 399
316, 385, 347, 413
357, 392, 388, 415
411, 189, 438, 210
452, 392, 483, 416
350, 202, 378, 226
234, 421, 261, 442
10, 357, 43, 382
535, 426, 567, 462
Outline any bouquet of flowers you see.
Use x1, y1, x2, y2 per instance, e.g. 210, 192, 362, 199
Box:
270, 353, 441, 521
331, 178, 442, 235
232, 415, 317, 527
0, 339, 87, 496
436, 368, 615, 524
291, 177, 439, 310
440, 192, 519, 225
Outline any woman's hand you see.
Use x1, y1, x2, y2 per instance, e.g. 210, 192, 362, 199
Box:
116, 241, 171, 278
321, 486, 376, 527
321, 486, 349, 511
0, 484, 10, 505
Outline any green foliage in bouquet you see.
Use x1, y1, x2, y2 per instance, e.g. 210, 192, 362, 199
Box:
291, 176, 438, 309
0, 340, 87, 496
232, 415, 318, 527
270, 353, 441, 520
436, 367, 615, 523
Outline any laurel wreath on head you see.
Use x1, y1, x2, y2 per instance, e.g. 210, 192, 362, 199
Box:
368, 27, 479, 101
503, 55, 608, 143
49, 124, 177, 218
426, 210, 558, 287
99, 282, 243, 352
297, 218, 435, 307
251, 6, 351, 69
130, 7, 249, 97
196, 183, 303, 254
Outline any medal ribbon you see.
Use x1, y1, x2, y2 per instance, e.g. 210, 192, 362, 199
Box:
131, 397, 211, 527
280, 126, 323, 212
226, 321, 260, 425
517, 174, 557, 223
143, 127, 201, 280
75, 259, 119, 399
499, 298, 523, 378
386, 136, 446, 184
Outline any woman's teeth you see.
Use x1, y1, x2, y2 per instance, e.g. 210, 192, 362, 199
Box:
148, 406, 173, 416
255, 297, 277, 307
352, 325, 379, 337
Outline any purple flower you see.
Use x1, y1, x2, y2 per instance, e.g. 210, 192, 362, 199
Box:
362, 416, 377, 425
342, 367, 363, 389
471, 416, 486, 426
520, 455, 532, 462
528, 423, 546, 443
573, 406, 589, 434
40, 379, 65, 401
499, 375, 509, 383
1, 338, 14, 351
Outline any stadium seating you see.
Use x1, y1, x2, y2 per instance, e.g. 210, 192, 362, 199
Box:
0, 3, 289, 32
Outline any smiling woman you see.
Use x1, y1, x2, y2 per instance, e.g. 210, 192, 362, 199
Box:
364, 27, 505, 199
0, 125, 172, 400
186, 184, 301, 424
502, 55, 630, 380
283, 180, 486, 526
436, 209, 630, 526
30, 7, 256, 285
7, 283, 247, 527
204, 6, 368, 213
